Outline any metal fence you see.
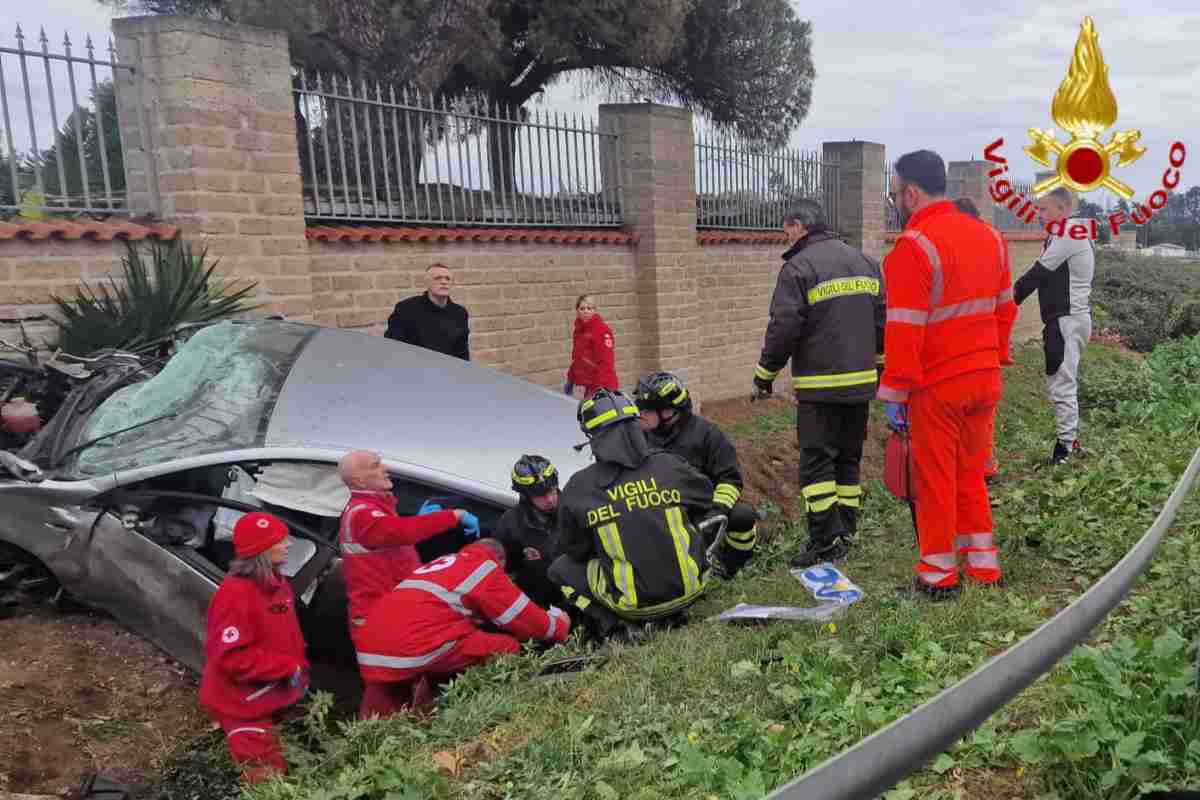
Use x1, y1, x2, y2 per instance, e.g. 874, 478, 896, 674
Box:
883, 162, 902, 231
292, 69, 624, 227
0, 26, 132, 216
695, 130, 838, 231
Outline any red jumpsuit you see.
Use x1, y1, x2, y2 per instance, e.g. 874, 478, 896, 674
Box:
355, 542, 569, 714
199, 575, 307, 783
568, 314, 619, 395
339, 490, 461, 716
878, 200, 1018, 589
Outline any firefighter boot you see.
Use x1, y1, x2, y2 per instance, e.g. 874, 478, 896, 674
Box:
789, 507, 848, 569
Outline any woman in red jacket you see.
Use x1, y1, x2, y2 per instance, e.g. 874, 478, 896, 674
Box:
565, 294, 619, 397
199, 512, 308, 784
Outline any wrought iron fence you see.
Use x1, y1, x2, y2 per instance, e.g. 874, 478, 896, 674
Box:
292, 69, 624, 227
883, 161, 902, 231
0, 25, 132, 216
695, 130, 838, 230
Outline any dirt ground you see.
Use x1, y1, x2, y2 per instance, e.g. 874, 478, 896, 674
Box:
0, 398, 886, 797
0, 606, 205, 797
703, 396, 890, 529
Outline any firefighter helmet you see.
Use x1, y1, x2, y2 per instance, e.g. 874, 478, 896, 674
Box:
577, 388, 640, 436
633, 371, 693, 414
511, 454, 558, 497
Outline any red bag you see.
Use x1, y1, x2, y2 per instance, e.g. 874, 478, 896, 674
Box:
884, 430, 916, 502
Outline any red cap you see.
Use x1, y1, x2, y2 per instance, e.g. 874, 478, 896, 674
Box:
234, 512, 289, 559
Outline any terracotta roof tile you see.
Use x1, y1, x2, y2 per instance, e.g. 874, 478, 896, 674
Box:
697, 230, 788, 245
0, 218, 179, 243
305, 224, 639, 246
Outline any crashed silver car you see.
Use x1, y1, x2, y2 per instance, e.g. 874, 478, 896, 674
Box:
0, 320, 590, 673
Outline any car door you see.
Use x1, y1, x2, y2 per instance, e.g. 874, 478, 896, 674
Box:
56, 506, 219, 672
58, 458, 341, 673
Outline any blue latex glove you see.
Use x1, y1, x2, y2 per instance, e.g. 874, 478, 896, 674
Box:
563, 381, 574, 396
884, 401, 909, 432
288, 665, 305, 689
417, 500, 443, 515
460, 511, 481, 539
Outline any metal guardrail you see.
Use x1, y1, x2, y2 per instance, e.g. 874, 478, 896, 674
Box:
765, 443, 1200, 800
695, 129, 838, 231
292, 69, 624, 227
0, 25, 132, 215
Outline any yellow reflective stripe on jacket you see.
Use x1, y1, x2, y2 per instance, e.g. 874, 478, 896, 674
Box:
597, 522, 638, 609
713, 483, 741, 508
806, 276, 881, 305
792, 369, 878, 390
754, 365, 779, 381
665, 507, 702, 597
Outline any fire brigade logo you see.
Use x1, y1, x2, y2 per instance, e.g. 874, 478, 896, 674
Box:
221, 625, 240, 644
1023, 16, 1144, 199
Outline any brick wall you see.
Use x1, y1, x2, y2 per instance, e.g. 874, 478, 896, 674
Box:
0, 238, 127, 350
307, 239, 642, 389
692, 243, 781, 400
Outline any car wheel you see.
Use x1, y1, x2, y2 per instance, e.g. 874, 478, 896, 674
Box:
0, 542, 59, 614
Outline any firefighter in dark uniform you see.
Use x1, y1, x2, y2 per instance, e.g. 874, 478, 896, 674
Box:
548, 389, 715, 639
752, 199, 886, 568
633, 371, 758, 579
493, 455, 562, 610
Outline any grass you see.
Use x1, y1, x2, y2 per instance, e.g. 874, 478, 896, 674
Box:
1092, 252, 1200, 351
162, 338, 1200, 800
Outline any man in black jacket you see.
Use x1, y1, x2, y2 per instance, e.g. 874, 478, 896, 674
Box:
548, 389, 714, 640
384, 263, 470, 360
494, 454, 562, 609
752, 199, 886, 568
634, 371, 758, 579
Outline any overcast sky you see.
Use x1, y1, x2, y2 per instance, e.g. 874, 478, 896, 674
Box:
5, 0, 1199, 205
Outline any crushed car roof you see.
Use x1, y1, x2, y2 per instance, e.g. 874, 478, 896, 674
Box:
266, 327, 593, 493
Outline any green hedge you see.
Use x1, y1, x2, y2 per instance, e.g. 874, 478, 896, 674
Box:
1091, 252, 1200, 351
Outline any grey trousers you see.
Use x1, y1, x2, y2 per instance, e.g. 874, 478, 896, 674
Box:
1044, 313, 1092, 445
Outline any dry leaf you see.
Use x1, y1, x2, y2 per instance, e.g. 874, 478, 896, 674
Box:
432, 750, 461, 775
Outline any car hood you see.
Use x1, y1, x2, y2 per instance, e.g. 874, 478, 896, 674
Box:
266, 328, 593, 494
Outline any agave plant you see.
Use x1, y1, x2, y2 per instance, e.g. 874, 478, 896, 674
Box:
51, 238, 259, 356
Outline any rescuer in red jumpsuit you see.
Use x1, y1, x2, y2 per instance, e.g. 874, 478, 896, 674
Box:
199, 512, 308, 784
565, 294, 620, 397
354, 538, 570, 715
880, 150, 1018, 599
336, 449, 479, 718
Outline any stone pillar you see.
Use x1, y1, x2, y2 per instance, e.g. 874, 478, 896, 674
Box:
948, 160, 991, 218
822, 141, 886, 259
112, 16, 312, 319
598, 103, 700, 386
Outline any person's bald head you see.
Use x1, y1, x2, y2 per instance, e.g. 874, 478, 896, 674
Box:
338, 450, 393, 492
474, 537, 507, 566
426, 263, 454, 302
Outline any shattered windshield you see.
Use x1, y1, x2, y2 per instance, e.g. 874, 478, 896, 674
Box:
71, 321, 313, 478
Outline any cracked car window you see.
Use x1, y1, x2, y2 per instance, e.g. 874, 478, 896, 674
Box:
71, 321, 312, 478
